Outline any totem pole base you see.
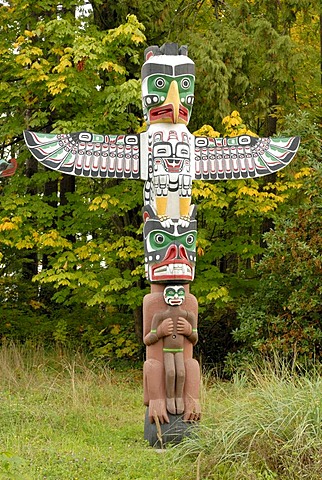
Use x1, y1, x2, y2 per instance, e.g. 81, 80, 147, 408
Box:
144, 408, 197, 448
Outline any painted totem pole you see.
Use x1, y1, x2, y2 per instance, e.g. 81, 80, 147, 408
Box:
0, 158, 17, 178
23, 43, 300, 446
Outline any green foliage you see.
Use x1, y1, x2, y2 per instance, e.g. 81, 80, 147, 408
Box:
0, 0, 320, 367
176, 0, 321, 134
83, 322, 140, 364
191, 111, 308, 366
230, 115, 322, 368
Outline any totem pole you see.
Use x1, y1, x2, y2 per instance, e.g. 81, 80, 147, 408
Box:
23, 43, 300, 447
0, 158, 17, 178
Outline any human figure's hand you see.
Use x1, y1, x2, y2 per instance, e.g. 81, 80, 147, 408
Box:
157, 317, 173, 337
148, 399, 169, 424
177, 317, 192, 336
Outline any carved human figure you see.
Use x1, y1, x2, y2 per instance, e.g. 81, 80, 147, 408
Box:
143, 284, 200, 424
144, 285, 198, 415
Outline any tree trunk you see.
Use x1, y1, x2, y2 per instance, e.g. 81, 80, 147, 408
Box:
22, 157, 38, 280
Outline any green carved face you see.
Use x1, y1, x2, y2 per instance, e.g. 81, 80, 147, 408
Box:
164, 285, 185, 306
148, 230, 196, 252
143, 211, 197, 283
141, 52, 195, 125
144, 74, 195, 120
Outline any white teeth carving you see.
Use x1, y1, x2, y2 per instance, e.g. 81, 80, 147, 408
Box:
153, 263, 192, 277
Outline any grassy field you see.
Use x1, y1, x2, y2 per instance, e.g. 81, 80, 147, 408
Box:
0, 343, 194, 480
1, 343, 322, 480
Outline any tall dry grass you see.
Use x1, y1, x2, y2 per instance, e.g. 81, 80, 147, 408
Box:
177, 362, 322, 479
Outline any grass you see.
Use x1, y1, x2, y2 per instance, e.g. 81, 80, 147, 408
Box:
176, 364, 322, 479
0, 342, 193, 479
1, 343, 322, 479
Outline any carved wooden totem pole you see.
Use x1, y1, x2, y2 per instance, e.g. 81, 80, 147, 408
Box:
23, 43, 300, 447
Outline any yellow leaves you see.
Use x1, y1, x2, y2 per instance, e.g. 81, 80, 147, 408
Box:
14, 30, 37, 49
136, 122, 147, 134
24, 30, 36, 38
75, 245, 91, 260
114, 238, 139, 260
193, 113, 257, 140
222, 111, 257, 138
104, 14, 145, 45
29, 299, 45, 310
75, 244, 100, 262
29, 46, 43, 56
222, 110, 242, 126
130, 265, 144, 276
47, 76, 68, 95
99, 61, 126, 75
50, 47, 64, 56
36, 230, 72, 249
294, 167, 311, 179
15, 54, 32, 66
193, 124, 220, 138
197, 246, 205, 256
102, 15, 145, 56
206, 286, 230, 302
192, 181, 229, 209
258, 204, 276, 213
0, 220, 18, 232
14, 35, 27, 48
237, 186, 260, 197
0, 216, 22, 232
234, 180, 286, 215
89, 195, 120, 211
111, 324, 120, 335
53, 55, 73, 73
16, 237, 35, 249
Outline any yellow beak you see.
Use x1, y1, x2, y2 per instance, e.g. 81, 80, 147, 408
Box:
164, 80, 180, 123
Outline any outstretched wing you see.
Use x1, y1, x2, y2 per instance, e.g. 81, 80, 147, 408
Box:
0, 158, 17, 178
24, 131, 141, 179
194, 135, 300, 180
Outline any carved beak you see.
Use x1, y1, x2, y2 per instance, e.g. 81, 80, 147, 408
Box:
164, 80, 180, 123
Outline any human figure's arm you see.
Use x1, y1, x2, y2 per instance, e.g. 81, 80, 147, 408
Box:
177, 311, 198, 345
144, 313, 174, 346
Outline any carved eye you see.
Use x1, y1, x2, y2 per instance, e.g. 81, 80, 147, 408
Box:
178, 288, 185, 297
166, 288, 175, 296
155, 77, 165, 89
186, 234, 195, 245
181, 78, 191, 89
154, 233, 165, 244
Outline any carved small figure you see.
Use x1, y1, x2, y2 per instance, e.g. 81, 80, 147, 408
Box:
144, 285, 197, 415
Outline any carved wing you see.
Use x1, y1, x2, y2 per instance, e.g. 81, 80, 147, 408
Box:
23, 131, 141, 179
194, 135, 300, 180
0, 158, 17, 178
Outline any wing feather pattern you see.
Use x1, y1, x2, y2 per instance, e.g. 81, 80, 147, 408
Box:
0, 158, 17, 178
23, 131, 140, 179
194, 135, 300, 180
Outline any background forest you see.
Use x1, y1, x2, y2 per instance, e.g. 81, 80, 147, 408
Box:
0, 0, 321, 372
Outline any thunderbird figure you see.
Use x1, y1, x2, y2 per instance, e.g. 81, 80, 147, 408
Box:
23, 43, 300, 229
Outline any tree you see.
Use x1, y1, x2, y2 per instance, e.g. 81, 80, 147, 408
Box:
0, 1, 320, 368
229, 113, 322, 368
0, 1, 146, 349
